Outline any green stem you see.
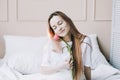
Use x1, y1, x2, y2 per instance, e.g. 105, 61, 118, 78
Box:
61, 39, 74, 80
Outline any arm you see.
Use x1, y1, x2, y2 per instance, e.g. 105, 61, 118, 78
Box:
40, 65, 62, 74
40, 58, 71, 74
40, 41, 72, 74
84, 66, 91, 80
81, 37, 92, 80
40, 64, 64, 74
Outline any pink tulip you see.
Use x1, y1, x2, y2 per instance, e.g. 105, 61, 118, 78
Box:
53, 34, 60, 41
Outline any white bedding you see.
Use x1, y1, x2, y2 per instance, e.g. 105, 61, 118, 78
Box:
0, 35, 120, 80
0, 63, 19, 80
0, 62, 120, 80
92, 64, 120, 80
0, 62, 72, 80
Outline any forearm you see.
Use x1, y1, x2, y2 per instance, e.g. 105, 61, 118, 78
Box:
40, 64, 64, 74
84, 66, 91, 80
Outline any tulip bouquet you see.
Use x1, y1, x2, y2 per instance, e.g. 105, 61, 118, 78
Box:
53, 34, 74, 80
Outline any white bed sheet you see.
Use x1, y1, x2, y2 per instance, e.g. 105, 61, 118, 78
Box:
0, 63, 18, 80
0, 62, 120, 80
1, 59, 120, 80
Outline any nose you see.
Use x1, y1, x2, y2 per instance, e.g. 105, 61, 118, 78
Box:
59, 27, 62, 31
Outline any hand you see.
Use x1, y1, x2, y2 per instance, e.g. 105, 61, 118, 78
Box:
69, 55, 73, 70
61, 56, 73, 70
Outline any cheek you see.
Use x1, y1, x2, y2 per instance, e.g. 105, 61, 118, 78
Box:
62, 22, 67, 27
66, 25, 70, 31
54, 30, 59, 35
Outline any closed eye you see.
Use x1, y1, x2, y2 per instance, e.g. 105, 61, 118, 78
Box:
52, 25, 57, 30
58, 20, 63, 25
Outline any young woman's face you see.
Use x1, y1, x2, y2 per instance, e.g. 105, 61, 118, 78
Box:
50, 15, 70, 37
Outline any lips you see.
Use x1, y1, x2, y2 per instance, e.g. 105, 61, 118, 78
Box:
60, 29, 65, 34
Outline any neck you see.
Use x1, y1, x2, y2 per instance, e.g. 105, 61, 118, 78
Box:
63, 33, 71, 42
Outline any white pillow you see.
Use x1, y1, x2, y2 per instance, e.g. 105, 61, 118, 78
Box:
7, 52, 42, 74
3, 34, 109, 74
3, 35, 48, 74
91, 64, 120, 80
88, 34, 109, 69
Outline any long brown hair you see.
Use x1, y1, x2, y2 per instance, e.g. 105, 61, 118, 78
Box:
48, 11, 86, 80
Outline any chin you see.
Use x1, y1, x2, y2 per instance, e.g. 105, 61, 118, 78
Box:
59, 30, 69, 37
59, 33, 67, 37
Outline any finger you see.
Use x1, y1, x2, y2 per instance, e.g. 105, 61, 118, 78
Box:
69, 58, 73, 64
69, 61, 73, 67
70, 64, 73, 69
69, 60, 73, 65
70, 62, 73, 67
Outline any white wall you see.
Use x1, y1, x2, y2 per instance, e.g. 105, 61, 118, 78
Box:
0, 0, 112, 60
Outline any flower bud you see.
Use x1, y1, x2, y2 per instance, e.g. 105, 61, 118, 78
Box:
53, 34, 60, 41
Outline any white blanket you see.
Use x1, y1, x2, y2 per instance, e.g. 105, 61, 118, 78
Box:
0, 63, 20, 80
92, 64, 120, 80
0, 62, 120, 80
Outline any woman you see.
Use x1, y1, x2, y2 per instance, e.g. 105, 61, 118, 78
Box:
40, 11, 92, 80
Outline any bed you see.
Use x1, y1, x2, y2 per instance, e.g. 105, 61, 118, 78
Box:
0, 34, 120, 80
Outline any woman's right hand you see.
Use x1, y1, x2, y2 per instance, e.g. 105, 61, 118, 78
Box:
61, 56, 73, 70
